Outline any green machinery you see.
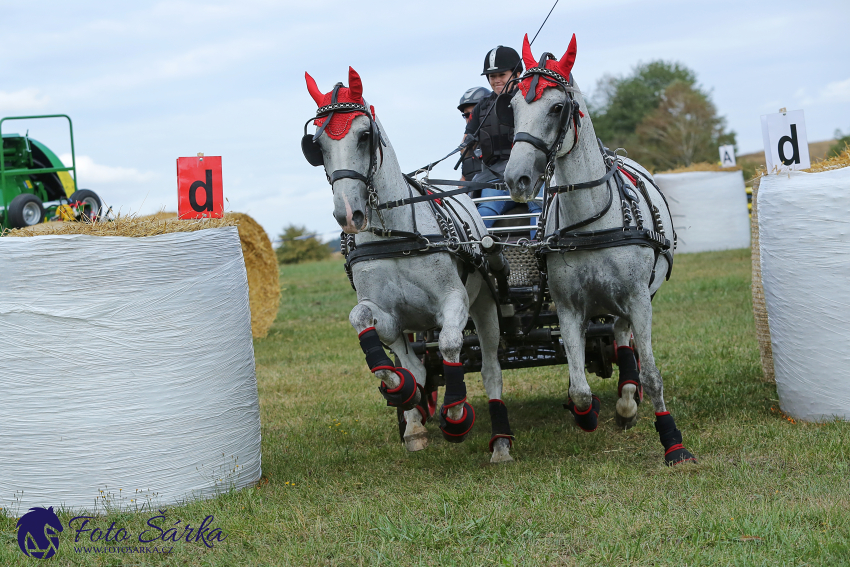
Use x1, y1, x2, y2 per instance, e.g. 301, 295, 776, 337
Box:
1, 114, 103, 231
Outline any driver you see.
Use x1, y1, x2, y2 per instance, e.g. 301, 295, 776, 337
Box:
464, 45, 542, 229
457, 86, 491, 184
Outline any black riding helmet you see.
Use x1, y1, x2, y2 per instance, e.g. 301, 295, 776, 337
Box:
458, 86, 492, 110
481, 45, 522, 76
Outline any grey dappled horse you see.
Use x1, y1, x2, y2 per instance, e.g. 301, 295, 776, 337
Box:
302, 67, 513, 463
502, 35, 696, 465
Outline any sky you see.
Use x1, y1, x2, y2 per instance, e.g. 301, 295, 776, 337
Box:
2, 0, 848, 242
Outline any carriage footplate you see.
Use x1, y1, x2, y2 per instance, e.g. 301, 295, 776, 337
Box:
616, 346, 643, 404
488, 399, 514, 451
439, 361, 475, 443
655, 412, 697, 466
565, 395, 601, 432
359, 327, 420, 410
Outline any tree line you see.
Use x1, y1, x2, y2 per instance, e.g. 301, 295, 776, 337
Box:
588, 60, 736, 172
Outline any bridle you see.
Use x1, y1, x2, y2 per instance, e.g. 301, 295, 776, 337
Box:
495, 54, 583, 188
301, 82, 387, 221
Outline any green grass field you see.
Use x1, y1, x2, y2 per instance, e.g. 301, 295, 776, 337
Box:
3, 249, 848, 566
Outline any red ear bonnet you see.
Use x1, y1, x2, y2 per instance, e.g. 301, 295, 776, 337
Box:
305, 72, 323, 106
305, 67, 373, 140
557, 34, 577, 79
518, 33, 578, 103
348, 67, 363, 102
521, 34, 537, 71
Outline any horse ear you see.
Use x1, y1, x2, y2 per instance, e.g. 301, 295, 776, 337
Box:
522, 33, 537, 70
305, 72, 324, 106
348, 67, 363, 102
557, 34, 577, 79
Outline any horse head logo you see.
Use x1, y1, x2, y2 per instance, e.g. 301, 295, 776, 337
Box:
16, 506, 63, 559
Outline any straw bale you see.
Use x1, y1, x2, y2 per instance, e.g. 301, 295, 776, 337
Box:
136, 212, 280, 338
749, 177, 775, 383
749, 147, 850, 383
5, 212, 280, 339
4, 214, 234, 237
657, 162, 742, 174
804, 146, 850, 173
226, 213, 280, 339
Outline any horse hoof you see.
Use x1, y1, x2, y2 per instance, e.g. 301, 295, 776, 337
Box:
664, 446, 697, 466
615, 384, 639, 430
489, 437, 514, 464
404, 430, 429, 452
615, 411, 639, 430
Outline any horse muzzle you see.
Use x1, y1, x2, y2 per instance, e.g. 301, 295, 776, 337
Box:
504, 145, 546, 203
332, 180, 369, 233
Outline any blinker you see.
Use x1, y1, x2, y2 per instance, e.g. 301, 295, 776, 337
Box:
495, 92, 514, 127
301, 134, 324, 167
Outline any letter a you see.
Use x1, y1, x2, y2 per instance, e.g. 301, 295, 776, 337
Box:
189, 170, 214, 212
778, 124, 800, 166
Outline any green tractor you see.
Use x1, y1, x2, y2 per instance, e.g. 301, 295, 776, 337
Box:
1, 114, 103, 231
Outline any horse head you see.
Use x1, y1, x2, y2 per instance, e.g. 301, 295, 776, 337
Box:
303, 67, 382, 234
504, 33, 580, 203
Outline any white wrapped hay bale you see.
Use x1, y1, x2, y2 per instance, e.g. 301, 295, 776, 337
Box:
654, 170, 750, 253
0, 226, 262, 514
758, 168, 850, 421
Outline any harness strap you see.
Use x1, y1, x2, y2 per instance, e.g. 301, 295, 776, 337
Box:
545, 227, 670, 253
375, 177, 503, 211
345, 236, 445, 268
556, 180, 614, 234
513, 132, 551, 155
330, 169, 369, 184
547, 166, 616, 194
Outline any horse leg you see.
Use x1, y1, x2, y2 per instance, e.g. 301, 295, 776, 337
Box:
613, 317, 642, 430
469, 291, 513, 463
559, 309, 601, 432
437, 294, 476, 443
349, 302, 421, 410
389, 335, 431, 452
627, 298, 697, 466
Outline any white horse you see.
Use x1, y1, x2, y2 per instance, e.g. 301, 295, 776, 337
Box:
302, 67, 513, 463
502, 35, 696, 465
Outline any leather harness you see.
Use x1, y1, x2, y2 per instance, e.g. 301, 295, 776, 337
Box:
507, 59, 677, 287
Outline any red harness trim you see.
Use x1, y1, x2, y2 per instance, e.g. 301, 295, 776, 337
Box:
619, 167, 638, 186
664, 443, 685, 456
358, 326, 376, 338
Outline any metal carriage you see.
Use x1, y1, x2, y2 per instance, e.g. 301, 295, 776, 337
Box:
404, 192, 617, 395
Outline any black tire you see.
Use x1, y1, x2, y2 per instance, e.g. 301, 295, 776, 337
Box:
69, 189, 102, 220
8, 193, 45, 228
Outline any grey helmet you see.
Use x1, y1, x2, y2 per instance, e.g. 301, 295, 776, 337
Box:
458, 86, 492, 110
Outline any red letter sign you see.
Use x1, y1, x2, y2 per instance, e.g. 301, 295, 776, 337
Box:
177, 156, 224, 219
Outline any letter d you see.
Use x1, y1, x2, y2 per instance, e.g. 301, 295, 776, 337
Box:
778, 124, 800, 166
189, 170, 214, 212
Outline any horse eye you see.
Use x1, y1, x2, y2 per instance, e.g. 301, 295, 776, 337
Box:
359, 131, 371, 141
550, 104, 564, 114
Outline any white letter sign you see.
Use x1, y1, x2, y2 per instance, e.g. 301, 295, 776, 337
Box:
760, 109, 810, 173
719, 144, 736, 167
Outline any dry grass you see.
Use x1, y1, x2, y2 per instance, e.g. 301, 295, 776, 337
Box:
3, 213, 234, 237
657, 162, 742, 174
804, 145, 850, 173
751, 146, 850, 180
